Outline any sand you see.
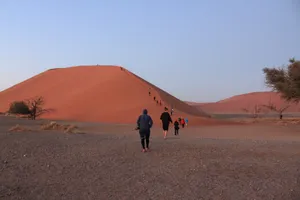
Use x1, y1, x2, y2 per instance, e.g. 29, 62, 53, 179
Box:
1, 116, 300, 199
189, 92, 300, 114
0, 65, 228, 125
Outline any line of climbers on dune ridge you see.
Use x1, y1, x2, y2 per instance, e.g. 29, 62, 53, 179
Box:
136, 107, 188, 153
148, 87, 176, 114
120, 66, 180, 117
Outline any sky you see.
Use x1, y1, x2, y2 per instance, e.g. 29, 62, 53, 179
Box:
0, 0, 299, 102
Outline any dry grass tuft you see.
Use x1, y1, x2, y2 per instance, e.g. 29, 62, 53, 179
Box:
64, 125, 84, 134
41, 121, 64, 130
40, 121, 84, 134
8, 124, 31, 132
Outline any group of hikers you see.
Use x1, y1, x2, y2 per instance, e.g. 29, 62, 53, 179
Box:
149, 91, 164, 106
136, 107, 188, 152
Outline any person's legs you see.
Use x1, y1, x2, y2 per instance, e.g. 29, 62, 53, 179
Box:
139, 132, 146, 151
145, 131, 150, 149
141, 138, 145, 149
163, 123, 169, 139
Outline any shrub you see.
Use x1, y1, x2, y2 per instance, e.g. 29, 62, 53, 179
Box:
8, 101, 31, 115
8, 96, 53, 120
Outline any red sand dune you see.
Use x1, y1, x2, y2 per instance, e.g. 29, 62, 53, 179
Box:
188, 92, 300, 114
0, 66, 232, 125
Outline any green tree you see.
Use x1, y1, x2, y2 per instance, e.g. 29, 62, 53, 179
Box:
263, 58, 300, 102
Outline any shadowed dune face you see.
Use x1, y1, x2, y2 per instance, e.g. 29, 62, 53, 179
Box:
188, 92, 300, 114
0, 66, 227, 125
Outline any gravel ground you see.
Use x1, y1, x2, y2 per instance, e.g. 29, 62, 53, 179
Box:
1, 116, 300, 200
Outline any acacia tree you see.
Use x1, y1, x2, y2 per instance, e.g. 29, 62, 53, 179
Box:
9, 96, 52, 120
25, 96, 52, 120
263, 58, 300, 102
242, 104, 263, 118
262, 100, 290, 120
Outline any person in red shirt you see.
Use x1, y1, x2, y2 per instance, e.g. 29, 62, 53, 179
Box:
181, 117, 185, 128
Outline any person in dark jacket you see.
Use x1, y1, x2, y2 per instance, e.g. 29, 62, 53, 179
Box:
174, 120, 180, 135
160, 107, 172, 139
137, 109, 153, 152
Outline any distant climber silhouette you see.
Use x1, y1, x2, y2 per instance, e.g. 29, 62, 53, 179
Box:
154, 96, 156, 101
171, 108, 174, 116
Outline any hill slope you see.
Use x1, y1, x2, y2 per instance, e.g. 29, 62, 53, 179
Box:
189, 92, 300, 113
0, 66, 225, 125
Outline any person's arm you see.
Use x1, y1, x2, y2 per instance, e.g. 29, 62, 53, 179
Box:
168, 113, 173, 123
149, 116, 153, 128
160, 113, 163, 120
137, 115, 141, 127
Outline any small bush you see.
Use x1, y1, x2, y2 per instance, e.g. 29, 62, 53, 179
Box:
8, 101, 31, 115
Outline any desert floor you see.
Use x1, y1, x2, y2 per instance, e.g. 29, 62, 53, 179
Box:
1, 116, 300, 200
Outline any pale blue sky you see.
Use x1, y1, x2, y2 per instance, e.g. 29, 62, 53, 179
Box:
0, 0, 299, 102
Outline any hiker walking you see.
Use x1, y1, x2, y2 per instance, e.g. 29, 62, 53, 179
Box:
171, 108, 174, 116
185, 118, 188, 127
136, 109, 153, 152
174, 120, 180, 135
180, 117, 185, 128
160, 107, 173, 139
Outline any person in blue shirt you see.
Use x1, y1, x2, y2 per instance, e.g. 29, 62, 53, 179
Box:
185, 118, 188, 127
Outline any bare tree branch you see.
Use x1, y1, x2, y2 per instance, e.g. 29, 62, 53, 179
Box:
24, 96, 54, 120
262, 99, 291, 119
242, 108, 249, 113
242, 105, 263, 118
